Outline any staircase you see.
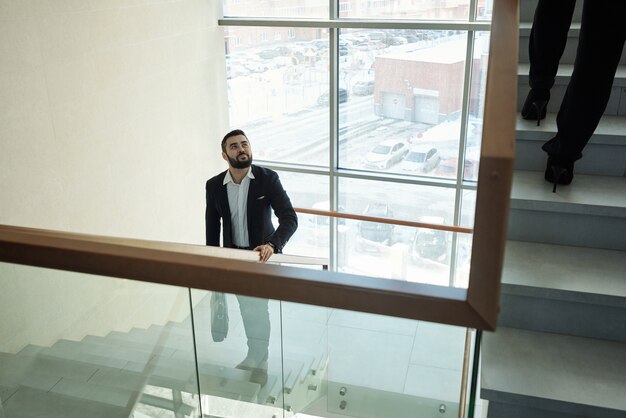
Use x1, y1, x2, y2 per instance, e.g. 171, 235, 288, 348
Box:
480, 1, 626, 417
0, 293, 328, 418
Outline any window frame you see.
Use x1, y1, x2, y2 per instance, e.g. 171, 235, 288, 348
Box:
217, 0, 517, 330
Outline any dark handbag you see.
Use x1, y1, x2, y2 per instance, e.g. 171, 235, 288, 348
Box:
210, 292, 229, 342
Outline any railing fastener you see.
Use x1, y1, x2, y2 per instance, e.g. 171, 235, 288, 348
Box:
339, 386, 347, 396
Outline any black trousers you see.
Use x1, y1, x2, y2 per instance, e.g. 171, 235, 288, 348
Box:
236, 294, 270, 361
529, 0, 626, 161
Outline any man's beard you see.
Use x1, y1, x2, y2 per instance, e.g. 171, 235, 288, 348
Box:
228, 153, 252, 169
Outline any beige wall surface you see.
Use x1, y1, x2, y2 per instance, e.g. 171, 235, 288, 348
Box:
0, 0, 229, 351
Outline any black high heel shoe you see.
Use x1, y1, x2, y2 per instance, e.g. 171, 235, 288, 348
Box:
521, 90, 549, 126
545, 157, 574, 193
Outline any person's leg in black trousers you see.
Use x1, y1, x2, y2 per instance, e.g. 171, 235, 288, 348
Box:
528, 0, 576, 92
522, 0, 576, 123
236, 294, 270, 386
542, 2, 626, 164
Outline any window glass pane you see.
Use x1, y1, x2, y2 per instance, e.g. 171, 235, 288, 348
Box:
339, 0, 470, 20
223, 0, 328, 19
464, 31, 491, 181
476, 0, 494, 21
338, 178, 456, 225
225, 28, 329, 166
339, 219, 454, 286
339, 30, 468, 178
273, 171, 330, 259
460, 189, 476, 228
336, 177, 457, 285
454, 233, 473, 288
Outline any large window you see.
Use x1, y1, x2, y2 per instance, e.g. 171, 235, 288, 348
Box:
221, 0, 492, 289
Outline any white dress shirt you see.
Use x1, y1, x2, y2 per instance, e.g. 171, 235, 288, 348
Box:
223, 168, 255, 247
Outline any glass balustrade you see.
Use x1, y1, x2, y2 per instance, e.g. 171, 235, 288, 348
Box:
190, 287, 478, 418
0, 261, 202, 418
1, 258, 479, 418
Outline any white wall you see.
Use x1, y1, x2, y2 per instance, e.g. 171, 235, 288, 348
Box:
0, 0, 229, 351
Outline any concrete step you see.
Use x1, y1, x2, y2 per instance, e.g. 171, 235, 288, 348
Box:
0, 350, 99, 390
516, 64, 626, 116
48, 339, 154, 368
89, 364, 262, 404
1, 386, 128, 418
481, 327, 626, 418
500, 240, 626, 342
519, 0, 583, 24
11, 341, 264, 404
103, 322, 319, 396
144, 320, 326, 390
507, 170, 626, 250
86, 333, 183, 358
514, 114, 626, 177
60, 335, 269, 402
518, 23, 626, 67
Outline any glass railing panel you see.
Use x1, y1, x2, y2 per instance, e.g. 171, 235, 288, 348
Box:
0, 261, 201, 418
287, 308, 470, 418
190, 289, 287, 417
279, 301, 331, 415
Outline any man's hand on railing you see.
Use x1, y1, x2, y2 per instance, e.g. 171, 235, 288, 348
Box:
254, 243, 275, 263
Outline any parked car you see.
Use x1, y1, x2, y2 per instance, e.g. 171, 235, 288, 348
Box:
411, 216, 450, 263
384, 36, 407, 46
400, 146, 441, 173
244, 59, 270, 73
435, 157, 479, 181
368, 31, 385, 41
364, 139, 409, 169
257, 49, 281, 60
226, 63, 249, 79
317, 88, 348, 105
357, 203, 395, 249
352, 80, 375, 96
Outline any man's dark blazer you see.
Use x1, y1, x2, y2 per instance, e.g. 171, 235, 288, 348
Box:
205, 165, 298, 252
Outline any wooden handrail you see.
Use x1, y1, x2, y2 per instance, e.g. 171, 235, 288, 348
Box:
0, 224, 490, 328
294, 207, 473, 234
465, 0, 518, 328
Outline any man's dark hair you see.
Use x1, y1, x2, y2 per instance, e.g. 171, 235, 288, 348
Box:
221, 129, 247, 153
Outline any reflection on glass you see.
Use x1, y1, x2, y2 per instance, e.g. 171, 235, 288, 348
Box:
339, 29, 469, 177
460, 189, 477, 228
192, 289, 286, 413
339, 0, 471, 20
0, 262, 200, 417
273, 171, 330, 259
223, 0, 328, 19
338, 177, 457, 226
340, 219, 457, 286
224, 27, 329, 166
280, 301, 331, 413
454, 233, 474, 288
324, 312, 466, 417
465, 31, 491, 182
476, 0, 494, 21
